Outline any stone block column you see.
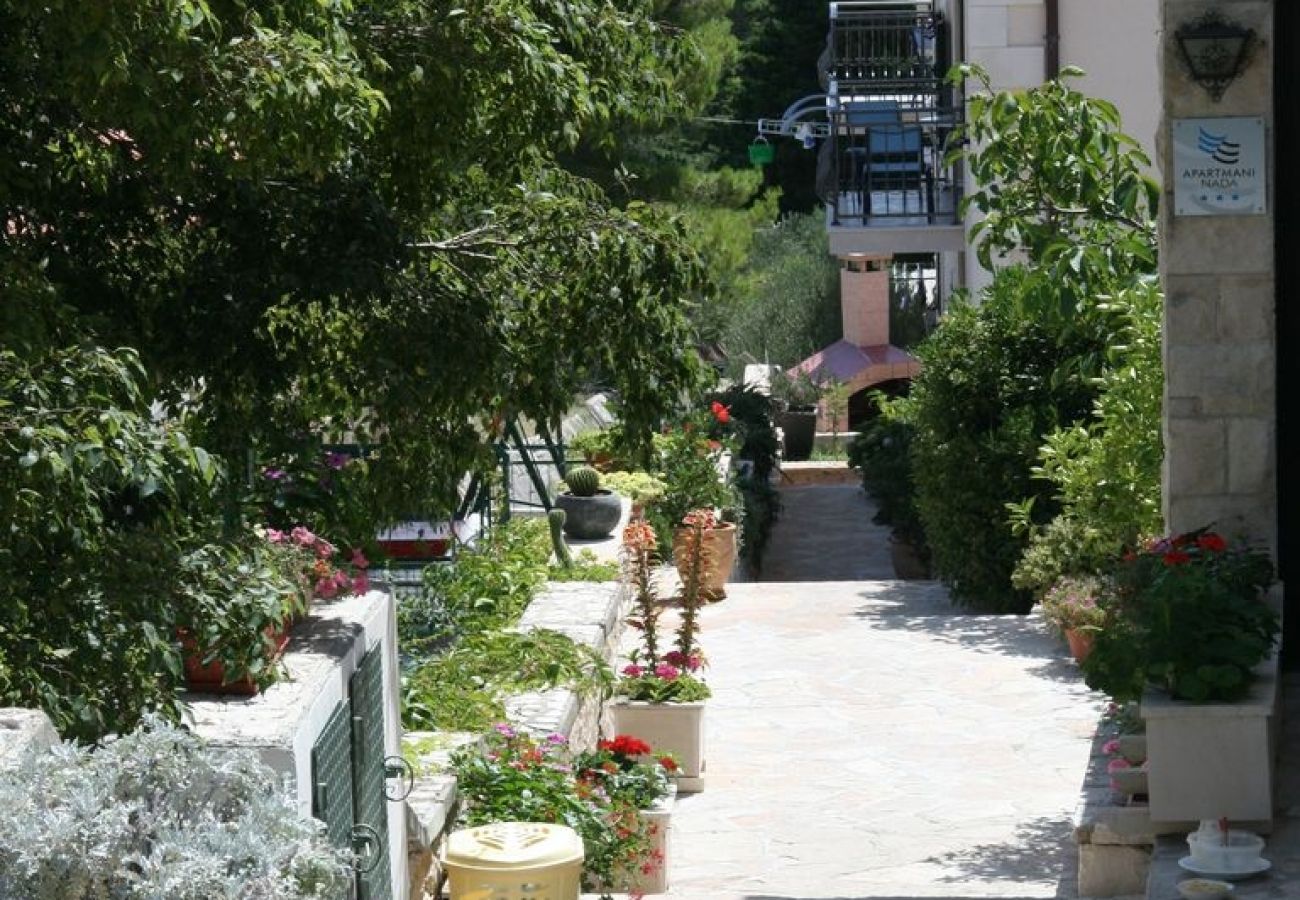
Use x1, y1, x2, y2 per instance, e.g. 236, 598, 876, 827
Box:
1159, 0, 1275, 551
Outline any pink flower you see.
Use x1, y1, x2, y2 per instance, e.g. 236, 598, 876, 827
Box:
352, 571, 370, 594
653, 663, 681, 680
350, 548, 370, 569
1107, 758, 1132, 774
1102, 739, 1121, 756
663, 650, 703, 672
291, 525, 317, 547
265, 528, 285, 544
315, 577, 339, 599
621, 664, 644, 678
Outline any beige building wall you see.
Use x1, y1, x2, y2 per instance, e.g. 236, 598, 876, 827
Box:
1059, 0, 1160, 159
1159, 0, 1276, 551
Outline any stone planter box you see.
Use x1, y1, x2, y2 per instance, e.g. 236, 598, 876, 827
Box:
1142, 647, 1281, 825
610, 701, 706, 793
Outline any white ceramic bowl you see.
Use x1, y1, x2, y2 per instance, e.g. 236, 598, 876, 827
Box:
1177, 878, 1232, 900
1187, 830, 1265, 872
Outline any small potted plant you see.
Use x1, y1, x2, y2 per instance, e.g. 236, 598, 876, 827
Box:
770, 368, 822, 461
450, 724, 663, 895
1082, 528, 1279, 825
1082, 528, 1276, 704
575, 735, 678, 894
1039, 574, 1109, 664
609, 518, 712, 792
554, 465, 623, 540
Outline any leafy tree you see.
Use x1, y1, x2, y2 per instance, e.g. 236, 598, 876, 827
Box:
1, 0, 712, 523
722, 211, 841, 369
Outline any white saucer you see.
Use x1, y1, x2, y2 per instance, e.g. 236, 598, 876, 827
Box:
1178, 855, 1271, 879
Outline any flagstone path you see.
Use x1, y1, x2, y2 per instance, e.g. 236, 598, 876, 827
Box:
642, 483, 1105, 900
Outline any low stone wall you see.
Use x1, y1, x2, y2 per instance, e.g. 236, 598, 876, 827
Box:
404, 578, 630, 899
0, 708, 59, 770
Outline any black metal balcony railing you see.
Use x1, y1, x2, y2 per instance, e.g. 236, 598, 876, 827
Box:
818, 99, 963, 228
827, 2, 948, 92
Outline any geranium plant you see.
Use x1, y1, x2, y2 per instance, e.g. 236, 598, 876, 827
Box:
575, 734, 677, 811
451, 724, 659, 898
1038, 574, 1109, 638
617, 518, 711, 703
1083, 528, 1278, 703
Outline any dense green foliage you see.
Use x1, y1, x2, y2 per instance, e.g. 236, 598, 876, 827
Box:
398, 519, 613, 731
1083, 531, 1277, 703
721, 212, 842, 370
883, 68, 1161, 612
847, 400, 926, 554
0, 347, 304, 740
901, 282, 1102, 612
1012, 279, 1165, 595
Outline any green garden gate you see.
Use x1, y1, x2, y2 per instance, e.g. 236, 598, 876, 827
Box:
311, 646, 394, 899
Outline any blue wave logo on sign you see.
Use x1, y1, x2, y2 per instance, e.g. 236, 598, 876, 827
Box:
1197, 127, 1241, 165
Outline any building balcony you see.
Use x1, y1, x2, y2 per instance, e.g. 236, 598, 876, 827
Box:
818, 97, 965, 254
826, 1, 950, 96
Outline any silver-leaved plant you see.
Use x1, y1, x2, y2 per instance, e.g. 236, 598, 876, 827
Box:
0, 718, 352, 899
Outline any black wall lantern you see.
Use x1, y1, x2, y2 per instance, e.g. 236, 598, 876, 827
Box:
1175, 11, 1255, 101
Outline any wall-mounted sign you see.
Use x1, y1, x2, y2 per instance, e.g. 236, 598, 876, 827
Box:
1173, 117, 1267, 216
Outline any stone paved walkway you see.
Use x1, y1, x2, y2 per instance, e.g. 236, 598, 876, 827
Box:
641, 484, 1105, 900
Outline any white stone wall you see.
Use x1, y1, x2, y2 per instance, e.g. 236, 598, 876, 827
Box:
1159, 0, 1275, 550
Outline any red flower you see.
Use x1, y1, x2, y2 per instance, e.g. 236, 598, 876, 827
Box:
1197, 533, 1227, 553
657, 755, 678, 772
1162, 550, 1191, 566
710, 401, 731, 424
599, 735, 653, 758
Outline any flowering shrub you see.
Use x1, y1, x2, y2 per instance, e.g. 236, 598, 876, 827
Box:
451, 725, 660, 898
649, 409, 736, 547
1038, 574, 1109, 637
0, 718, 351, 899
1082, 528, 1278, 703
262, 524, 369, 603
575, 735, 676, 811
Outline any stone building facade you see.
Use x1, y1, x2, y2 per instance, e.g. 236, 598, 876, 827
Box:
1158, 0, 1277, 554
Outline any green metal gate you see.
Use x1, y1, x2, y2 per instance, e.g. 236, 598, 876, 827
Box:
312, 646, 393, 899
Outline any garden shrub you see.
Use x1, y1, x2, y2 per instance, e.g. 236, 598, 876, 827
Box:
0, 346, 306, 741
711, 383, 781, 569
1012, 279, 1164, 596
903, 274, 1102, 613
847, 397, 926, 551
0, 718, 352, 899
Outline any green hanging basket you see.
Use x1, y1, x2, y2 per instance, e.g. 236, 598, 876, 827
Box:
748, 138, 775, 166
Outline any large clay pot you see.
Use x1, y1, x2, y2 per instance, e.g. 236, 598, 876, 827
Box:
554, 489, 622, 539
778, 408, 817, 461
672, 522, 737, 602
1065, 628, 1095, 665
889, 535, 930, 580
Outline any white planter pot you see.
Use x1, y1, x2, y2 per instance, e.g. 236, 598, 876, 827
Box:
622, 785, 675, 895
609, 701, 706, 792
1141, 648, 1281, 824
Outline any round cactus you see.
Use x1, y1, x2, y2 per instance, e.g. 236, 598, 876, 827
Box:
564, 466, 601, 497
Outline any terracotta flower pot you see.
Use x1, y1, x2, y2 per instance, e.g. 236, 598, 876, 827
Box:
672, 522, 737, 602
180, 623, 291, 696
1065, 627, 1095, 665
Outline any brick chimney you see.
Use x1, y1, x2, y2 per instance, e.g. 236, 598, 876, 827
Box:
840, 254, 892, 347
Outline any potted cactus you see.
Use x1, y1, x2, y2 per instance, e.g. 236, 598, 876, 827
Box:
554, 465, 623, 540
